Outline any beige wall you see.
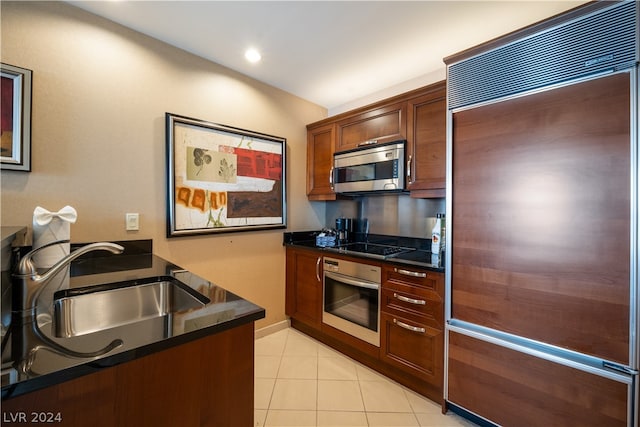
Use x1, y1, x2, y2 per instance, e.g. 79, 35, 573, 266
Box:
0, 1, 327, 329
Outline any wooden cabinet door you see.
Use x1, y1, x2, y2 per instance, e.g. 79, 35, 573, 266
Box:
306, 123, 336, 201
336, 102, 406, 152
380, 312, 443, 387
448, 332, 629, 427
285, 247, 323, 328
1, 323, 256, 427
406, 81, 446, 198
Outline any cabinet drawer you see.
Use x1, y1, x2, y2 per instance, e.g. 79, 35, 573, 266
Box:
380, 312, 443, 383
383, 266, 444, 294
381, 285, 441, 324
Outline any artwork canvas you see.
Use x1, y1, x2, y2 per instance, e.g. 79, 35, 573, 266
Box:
1, 63, 32, 171
166, 113, 286, 236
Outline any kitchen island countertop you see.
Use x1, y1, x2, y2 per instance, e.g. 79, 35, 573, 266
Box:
1, 241, 265, 400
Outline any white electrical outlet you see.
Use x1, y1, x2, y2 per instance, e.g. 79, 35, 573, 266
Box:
126, 213, 139, 231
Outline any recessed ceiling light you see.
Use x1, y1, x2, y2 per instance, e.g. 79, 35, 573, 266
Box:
244, 48, 262, 63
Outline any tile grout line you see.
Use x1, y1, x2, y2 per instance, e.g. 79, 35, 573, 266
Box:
265, 329, 287, 424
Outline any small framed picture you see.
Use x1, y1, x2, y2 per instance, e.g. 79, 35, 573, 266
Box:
166, 113, 287, 237
1, 63, 32, 172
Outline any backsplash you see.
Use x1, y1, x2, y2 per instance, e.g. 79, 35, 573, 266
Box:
325, 194, 445, 239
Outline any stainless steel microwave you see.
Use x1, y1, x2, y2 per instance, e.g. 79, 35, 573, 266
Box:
332, 141, 405, 194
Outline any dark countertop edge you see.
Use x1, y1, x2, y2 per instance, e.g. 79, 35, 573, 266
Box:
283, 241, 445, 273
1, 309, 265, 400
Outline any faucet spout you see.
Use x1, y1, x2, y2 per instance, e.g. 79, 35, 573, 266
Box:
12, 241, 124, 317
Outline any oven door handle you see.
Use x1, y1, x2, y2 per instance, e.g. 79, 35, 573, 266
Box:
324, 271, 379, 290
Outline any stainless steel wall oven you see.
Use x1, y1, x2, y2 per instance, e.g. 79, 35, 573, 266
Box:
322, 257, 380, 347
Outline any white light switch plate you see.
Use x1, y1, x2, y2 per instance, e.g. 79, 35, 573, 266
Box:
126, 213, 139, 231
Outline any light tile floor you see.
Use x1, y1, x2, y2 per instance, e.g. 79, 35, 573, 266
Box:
255, 327, 478, 427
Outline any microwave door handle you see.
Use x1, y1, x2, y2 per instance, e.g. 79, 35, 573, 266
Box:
329, 166, 334, 190
406, 154, 412, 184
324, 271, 379, 290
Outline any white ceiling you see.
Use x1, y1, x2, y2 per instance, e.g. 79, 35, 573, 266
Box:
67, 1, 587, 114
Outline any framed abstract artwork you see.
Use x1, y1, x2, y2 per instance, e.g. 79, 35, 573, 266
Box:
166, 113, 286, 237
1, 63, 32, 171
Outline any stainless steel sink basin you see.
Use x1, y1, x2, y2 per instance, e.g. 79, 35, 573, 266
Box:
52, 277, 210, 338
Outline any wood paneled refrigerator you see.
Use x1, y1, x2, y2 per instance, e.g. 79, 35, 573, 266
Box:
444, 2, 638, 426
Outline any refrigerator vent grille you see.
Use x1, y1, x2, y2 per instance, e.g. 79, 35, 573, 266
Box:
447, 1, 638, 110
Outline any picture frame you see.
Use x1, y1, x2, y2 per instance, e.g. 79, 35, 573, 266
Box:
1, 63, 32, 172
166, 113, 287, 237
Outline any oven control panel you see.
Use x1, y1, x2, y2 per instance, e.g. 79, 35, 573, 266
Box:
323, 257, 381, 283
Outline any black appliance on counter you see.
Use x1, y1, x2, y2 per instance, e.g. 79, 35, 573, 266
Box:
335, 217, 354, 245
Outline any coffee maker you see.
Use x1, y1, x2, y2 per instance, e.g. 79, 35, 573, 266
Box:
335, 217, 354, 245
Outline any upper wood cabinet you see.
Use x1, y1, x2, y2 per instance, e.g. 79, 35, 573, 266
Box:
406, 82, 446, 198
306, 123, 337, 201
305, 80, 446, 200
335, 102, 406, 153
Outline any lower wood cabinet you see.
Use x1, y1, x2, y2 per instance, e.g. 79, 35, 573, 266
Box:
380, 312, 443, 386
285, 247, 445, 406
2, 322, 256, 427
285, 246, 323, 328
381, 265, 444, 404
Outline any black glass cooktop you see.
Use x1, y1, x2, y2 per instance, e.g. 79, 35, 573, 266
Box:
328, 242, 415, 259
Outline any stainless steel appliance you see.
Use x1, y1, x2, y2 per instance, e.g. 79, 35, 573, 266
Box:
322, 257, 380, 346
332, 141, 405, 194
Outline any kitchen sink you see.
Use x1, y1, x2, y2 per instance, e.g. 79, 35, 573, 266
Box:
52, 277, 210, 338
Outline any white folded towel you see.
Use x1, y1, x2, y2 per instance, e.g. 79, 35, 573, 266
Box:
32, 205, 77, 268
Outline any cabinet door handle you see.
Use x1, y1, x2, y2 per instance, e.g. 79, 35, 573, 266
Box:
394, 268, 426, 278
329, 167, 334, 190
393, 319, 425, 334
316, 257, 322, 282
358, 139, 378, 147
393, 293, 426, 305
406, 154, 412, 184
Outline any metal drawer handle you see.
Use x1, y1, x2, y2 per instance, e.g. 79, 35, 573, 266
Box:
395, 268, 427, 278
393, 319, 425, 334
393, 293, 426, 305
316, 257, 322, 282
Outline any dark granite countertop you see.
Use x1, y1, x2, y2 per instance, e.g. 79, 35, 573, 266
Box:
1, 241, 265, 400
283, 231, 445, 272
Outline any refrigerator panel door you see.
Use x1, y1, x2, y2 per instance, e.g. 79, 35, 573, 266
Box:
447, 330, 632, 427
450, 72, 632, 364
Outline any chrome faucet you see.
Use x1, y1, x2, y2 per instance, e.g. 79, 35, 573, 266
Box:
9, 240, 126, 377
12, 240, 124, 318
